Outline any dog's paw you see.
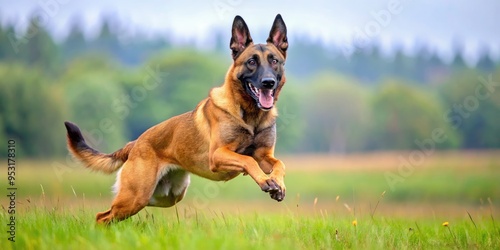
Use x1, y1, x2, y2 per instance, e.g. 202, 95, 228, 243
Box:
269, 188, 285, 202
269, 175, 286, 202
259, 177, 286, 202
260, 178, 280, 193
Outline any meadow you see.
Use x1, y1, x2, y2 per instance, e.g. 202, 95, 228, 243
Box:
1, 151, 499, 249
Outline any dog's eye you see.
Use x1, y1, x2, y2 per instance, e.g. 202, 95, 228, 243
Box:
271, 59, 278, 65
247, 59, 256, 66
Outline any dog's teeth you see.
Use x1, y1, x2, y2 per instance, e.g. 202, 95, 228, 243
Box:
248, 83, 259, 96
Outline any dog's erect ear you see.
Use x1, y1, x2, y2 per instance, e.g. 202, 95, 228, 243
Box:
230, 15, 253, 60
267, 14, 288, 57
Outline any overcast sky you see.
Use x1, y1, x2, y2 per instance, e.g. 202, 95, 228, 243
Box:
1, 0, 499, 63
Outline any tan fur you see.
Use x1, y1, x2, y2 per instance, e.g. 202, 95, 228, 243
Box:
65, 14, 288, 224
67, 137, 135, 174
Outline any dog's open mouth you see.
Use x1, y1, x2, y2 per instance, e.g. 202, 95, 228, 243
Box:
247, 83, 274, 110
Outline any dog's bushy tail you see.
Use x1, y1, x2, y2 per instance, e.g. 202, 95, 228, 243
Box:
64, 121, 135, 174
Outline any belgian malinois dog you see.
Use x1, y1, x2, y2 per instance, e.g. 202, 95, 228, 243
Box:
64, 14, 288, 224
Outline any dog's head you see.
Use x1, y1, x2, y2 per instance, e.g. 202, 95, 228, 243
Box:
229, 14, 288, 111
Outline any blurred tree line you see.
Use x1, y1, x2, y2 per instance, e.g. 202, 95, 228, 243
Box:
0, 14, 499, 158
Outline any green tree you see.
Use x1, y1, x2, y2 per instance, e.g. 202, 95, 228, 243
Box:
62, 16, 87, 62
390, 46, 414, 81
0, 116, 6, 148
412, 42, 432, 83
450, 39, 467, 72
476, 45, 495, 72
60, 56, 129, 153
302, 72, 371, 153
371, 79, 459, 150
0, 21, 13, 59
439, 69, 500, 148
17, 13, 60, 73
0, 63, 65, 158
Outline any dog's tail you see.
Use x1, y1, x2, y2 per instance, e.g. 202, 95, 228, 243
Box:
64, 121, 135, 174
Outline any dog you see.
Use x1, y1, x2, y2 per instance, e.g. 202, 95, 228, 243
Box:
64, 14, 288, 224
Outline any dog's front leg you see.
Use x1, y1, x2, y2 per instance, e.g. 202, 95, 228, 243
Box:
254, 149, 286, 201
210, 146, 282, 194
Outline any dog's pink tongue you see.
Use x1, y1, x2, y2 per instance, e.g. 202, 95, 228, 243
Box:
258, 89, 274, 109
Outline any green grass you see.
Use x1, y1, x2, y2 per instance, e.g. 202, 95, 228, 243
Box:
1, 152, 500, 249
2, 205, 499, 249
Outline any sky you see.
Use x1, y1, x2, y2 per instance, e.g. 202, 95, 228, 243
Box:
1, 0, 499, 63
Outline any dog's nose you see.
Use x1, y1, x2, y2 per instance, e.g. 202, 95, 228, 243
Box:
261, 78, 276, 89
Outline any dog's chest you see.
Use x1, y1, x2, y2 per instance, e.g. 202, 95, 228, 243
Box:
231, 125, 275, 156
238, 142, 257, 156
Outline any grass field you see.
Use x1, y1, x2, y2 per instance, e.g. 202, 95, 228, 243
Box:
1, 151, 499, 249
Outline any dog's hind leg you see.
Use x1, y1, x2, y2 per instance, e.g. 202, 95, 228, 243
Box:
96, 158, 158, 224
